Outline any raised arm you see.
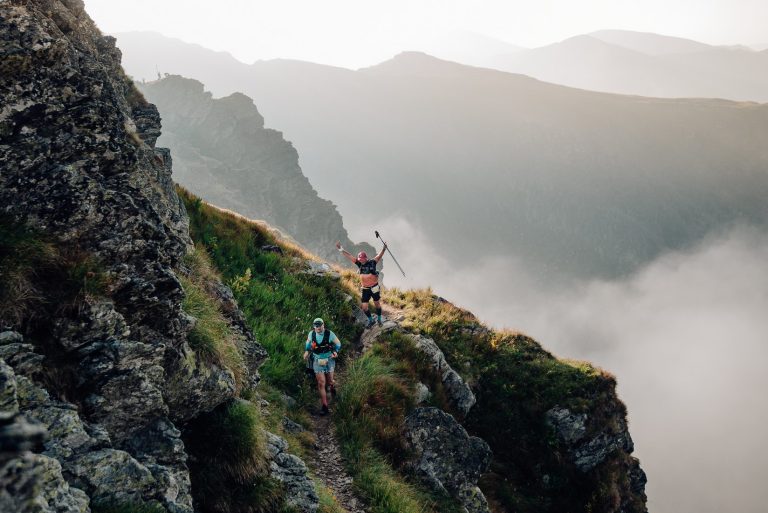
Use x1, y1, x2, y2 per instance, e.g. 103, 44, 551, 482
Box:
374, 242, 387, 262
336, 241, 358, 265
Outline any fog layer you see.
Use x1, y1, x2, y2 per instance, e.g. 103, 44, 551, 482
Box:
366, 219, 768, 513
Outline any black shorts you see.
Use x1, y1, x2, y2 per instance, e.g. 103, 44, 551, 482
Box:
361, 284, 381, 303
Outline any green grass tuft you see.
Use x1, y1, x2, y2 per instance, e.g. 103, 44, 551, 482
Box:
184, 399, 287, 513
179, 247, 246, 386
0, 215, 109, 328
334, 354, 461, 513
91, 502, 167, 513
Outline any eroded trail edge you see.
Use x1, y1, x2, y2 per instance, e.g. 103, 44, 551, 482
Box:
308, 411, 368, 513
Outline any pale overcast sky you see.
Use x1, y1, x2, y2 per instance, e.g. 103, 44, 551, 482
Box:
84, 0, 768, 68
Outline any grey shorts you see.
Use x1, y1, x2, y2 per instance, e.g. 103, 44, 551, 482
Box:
312, 357, 336, 374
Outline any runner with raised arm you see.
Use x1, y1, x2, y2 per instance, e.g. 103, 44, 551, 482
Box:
336, 241, 386, 327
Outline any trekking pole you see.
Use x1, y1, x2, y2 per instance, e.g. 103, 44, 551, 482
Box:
375, 230, 406, 277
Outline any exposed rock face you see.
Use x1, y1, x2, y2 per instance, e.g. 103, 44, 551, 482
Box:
545, 406, 588, 446
408, 334, 476, 417
546, 405, 634, 472
265, 431, 319, 513
1, 332, 194, 511
403, 407, 491, 513
546, 405, 647, 508
137, 75, 373, 266
0, 2, 265, 510
414, 382, 431, 404
1, 356, 90, 513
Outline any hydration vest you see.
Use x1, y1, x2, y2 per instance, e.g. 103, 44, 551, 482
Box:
356, 259, 378, 276
310, 329, 334, 354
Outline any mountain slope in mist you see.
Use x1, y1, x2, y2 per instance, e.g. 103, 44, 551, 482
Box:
492, 30, 768, 101
588, 30, 713, 55
137, 75, 370, 264
118, 35, 768, 283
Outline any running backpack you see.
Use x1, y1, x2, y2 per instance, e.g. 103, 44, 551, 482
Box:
310, 329, 333, 354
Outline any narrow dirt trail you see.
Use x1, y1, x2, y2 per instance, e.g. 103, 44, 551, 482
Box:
304, 308, 406, 513
308, 411, 367, 513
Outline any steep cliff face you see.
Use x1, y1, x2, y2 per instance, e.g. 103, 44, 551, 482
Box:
0, 1, 265, 511
137, 75, 372, 266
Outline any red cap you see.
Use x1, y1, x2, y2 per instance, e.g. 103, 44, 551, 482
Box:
357, 251, 368, 260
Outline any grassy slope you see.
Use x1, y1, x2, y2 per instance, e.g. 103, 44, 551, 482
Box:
180, 188, 642, 513
180, 188, 452, 513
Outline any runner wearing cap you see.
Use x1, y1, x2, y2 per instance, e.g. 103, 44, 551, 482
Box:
336, 241, 387, 328
303, 318, 341, 416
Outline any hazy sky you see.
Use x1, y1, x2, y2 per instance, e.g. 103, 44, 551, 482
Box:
84, 0, 768, 68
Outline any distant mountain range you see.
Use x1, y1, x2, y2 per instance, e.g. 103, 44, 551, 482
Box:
137, 75, 371, 264
118, 33, 768, 283
119, 29, 768, 102
491, 30, 768, 101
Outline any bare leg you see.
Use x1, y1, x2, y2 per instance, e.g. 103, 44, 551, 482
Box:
315, 372, 328, 407
362, 301, 374, 326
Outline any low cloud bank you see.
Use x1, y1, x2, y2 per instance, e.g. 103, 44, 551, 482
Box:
356, 219, 768, 513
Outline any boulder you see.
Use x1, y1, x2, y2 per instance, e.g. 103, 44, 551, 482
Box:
408, 335, 476, 416
265, 431, 318, 513
403, 407, 491, 513
0, 452, 90, 513
414, 382, 432, 404
282, 417, 305, 435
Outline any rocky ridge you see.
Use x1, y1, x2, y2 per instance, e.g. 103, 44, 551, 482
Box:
0, 1, 310, 511
137, 75, 373, 266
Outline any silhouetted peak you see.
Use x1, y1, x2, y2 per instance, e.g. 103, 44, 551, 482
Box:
361, 51, 471, 76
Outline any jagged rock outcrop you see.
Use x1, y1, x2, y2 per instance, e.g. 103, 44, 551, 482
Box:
0, 1, 267, 510
1, 331, 190, 510
408, 334, 476, 417
546, 405, 647, 508
265, 431, 319, 513
403, 407, 491, 513
137, 75, 372, 266
1, 356, 90, 513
